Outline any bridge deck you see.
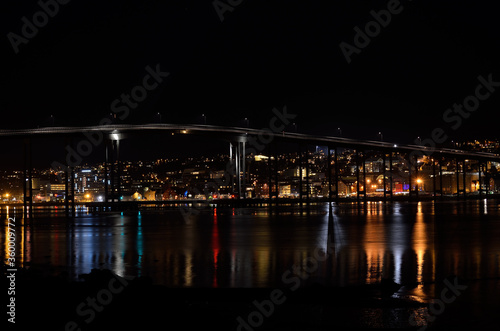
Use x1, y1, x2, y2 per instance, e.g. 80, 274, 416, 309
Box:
0, 124, 498, 160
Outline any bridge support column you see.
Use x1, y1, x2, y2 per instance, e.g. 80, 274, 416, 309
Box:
116, 139, 121, 203
328, 146, 332, 201
298, 144, 303, 204
23, 138, 33, 219
439, 158, 444, 200
356, 150, 360, 203
415, 154, 419, 200
408, 153, 413, 199
230, 140, 246, 199
236, 142, 241, 198
478, 161, 483, 198
463, 159, 467, 199
485, 161, 490, 194
104, 140, 109, 207
104, 137, 121, 208
267, 143, 273, 205
110, 140, 114, 203
65, 158, 69, 215
242, 141, 246, 198
274, 141, 278, 202
432, 158, 437, 200
383, 152, 387, 201
305, 145, 310, 203
229, 142, 234, 197
389, 152, 393, 201
334, 146, 339, 202
362, 151, 366, 202
71, 164, 75, 215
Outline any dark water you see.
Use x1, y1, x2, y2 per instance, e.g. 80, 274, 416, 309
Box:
3, 200, 500, 329
3, 200, 500, 290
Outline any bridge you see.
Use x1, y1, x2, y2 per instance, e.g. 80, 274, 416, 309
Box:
1, 123, 499, 217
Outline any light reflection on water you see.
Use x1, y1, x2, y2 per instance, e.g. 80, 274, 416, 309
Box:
2, 200, 500, 296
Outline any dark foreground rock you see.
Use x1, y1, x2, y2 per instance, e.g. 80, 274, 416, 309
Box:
4, 265, 497, 330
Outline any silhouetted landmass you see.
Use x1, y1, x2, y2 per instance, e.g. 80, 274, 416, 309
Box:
5, 264, 500, 330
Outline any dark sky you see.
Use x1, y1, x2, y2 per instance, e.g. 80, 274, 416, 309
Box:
1, 0, 499, 166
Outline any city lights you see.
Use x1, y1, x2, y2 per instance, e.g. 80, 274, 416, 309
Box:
0, 139, 497, 204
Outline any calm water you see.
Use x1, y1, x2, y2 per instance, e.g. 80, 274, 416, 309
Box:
2, 200, 500, 291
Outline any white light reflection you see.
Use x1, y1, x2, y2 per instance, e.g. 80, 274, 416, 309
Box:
391, 202, 405, 285
112, 216, 126, 277
323, 203, 344, 258
393, 248, 403, 285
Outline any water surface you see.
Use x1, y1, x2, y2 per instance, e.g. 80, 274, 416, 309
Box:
3, 200, 500, 291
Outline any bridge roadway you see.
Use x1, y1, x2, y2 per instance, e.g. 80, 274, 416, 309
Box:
0, 123, 499, 160
1, 123, 499, 216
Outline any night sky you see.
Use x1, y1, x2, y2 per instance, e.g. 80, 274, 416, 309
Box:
1, 0, 499, 165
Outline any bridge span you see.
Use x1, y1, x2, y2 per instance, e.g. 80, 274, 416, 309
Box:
0, 124, 498, 217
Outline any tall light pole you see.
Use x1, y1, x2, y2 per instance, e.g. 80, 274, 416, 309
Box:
157, 112, 162, 123
202, 114, 206, 125
244, 117, 249, 128
338, 127, 342, 136
379, 132, 383, 141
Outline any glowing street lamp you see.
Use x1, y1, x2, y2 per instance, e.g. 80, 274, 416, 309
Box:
416, 178, 422, 191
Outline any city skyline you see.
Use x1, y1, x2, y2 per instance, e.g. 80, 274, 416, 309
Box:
1, 137, 498, 204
